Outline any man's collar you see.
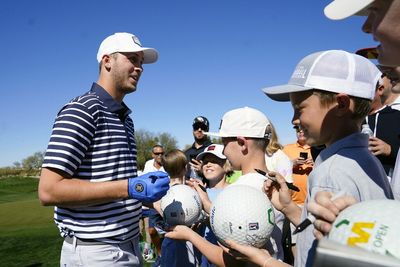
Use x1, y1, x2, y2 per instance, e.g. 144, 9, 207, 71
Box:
90, 83, 131, 116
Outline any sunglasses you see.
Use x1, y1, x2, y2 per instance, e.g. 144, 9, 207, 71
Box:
153, 152, 164, 156
193, 123, 208, 131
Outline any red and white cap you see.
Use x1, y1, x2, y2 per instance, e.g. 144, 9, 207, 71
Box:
196, 144, 226, 160
97, 32, 158, 64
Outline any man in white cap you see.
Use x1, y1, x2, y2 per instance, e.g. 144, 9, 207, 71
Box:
38, 32, 169, 266
324, 0, 400, 67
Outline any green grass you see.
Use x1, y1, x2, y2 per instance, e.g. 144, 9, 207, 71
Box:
0, 177, 154, 267
0, 177, 61, 267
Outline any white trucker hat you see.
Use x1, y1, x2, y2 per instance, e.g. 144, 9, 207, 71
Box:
205, 107, 271, 139
97, 32, 158, 64
324, 0, 374, 20
196, 144, 226, 160
262, 50, 381, 102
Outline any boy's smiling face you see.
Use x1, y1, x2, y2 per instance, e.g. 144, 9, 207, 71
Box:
290, 90, 336, 147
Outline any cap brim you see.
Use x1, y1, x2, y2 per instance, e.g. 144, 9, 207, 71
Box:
324, 0, 374, 20
262, 84, 313, 102
196, 151, 226, 160
141, 48, 158, 64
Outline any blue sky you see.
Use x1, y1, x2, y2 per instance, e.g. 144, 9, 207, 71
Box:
0, 0, 375, 167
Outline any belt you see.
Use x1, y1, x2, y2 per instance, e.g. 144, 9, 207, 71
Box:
64, 236, 106, 246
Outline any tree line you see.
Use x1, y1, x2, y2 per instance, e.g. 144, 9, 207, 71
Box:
1, 129, 178, 177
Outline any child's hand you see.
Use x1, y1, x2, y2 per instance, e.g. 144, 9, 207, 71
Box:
219, 239, 274, 266
189, 159, 203, 173
264, 171, 293, 211
165, 225, 194, 241
187, 178, 212, 214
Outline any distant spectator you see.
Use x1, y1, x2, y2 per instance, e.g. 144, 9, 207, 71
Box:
142, 144, 166, 261
283, 125, 313, 206
185, 116, 212, 180
143, 145, 165, 173
365, 75, 400, 178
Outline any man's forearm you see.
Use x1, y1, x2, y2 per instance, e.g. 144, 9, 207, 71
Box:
39, 168, 129, 207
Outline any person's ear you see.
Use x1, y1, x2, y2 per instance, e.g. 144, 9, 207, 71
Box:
102, 55, 112, 70
236, 136, 246, 146
236, 136, 248, 154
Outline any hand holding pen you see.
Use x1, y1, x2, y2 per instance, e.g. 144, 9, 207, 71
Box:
262, 169, 303, 224
255, 169, 300, 192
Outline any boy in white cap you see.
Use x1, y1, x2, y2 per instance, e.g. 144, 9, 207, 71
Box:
38, 32, 169, 266
165, 107, 296, 266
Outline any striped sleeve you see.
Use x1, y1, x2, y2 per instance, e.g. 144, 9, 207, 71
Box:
43, 101, 96, 176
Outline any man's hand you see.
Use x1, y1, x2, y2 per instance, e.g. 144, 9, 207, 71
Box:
128, 171, 169, 202
368, 137, 391, 156
307, 191, 357, 240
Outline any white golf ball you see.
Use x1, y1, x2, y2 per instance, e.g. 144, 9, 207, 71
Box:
210, 185, 275, 248
328, 199, 400, 259
160, 184, 202, 226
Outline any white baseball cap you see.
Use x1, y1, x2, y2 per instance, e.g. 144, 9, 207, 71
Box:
205, 107, 271, 138
262, 50, 381, 102
324, 0, 374, 20
196, 144, 226, 160
96, 32, 158, 64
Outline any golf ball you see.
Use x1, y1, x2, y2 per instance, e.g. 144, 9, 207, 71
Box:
160, 184, 202, 226
328, 199, 400, 259
210, 185, 275, 248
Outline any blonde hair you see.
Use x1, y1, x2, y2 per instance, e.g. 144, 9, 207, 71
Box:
265, 123, 283, 156
161, 149, 187, 178
223, 159, 234, 177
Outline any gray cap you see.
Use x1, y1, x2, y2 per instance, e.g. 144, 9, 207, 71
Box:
262, 50, 381, 102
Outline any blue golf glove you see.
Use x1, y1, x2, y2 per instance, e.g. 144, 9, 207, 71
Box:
128, 171, 170, 202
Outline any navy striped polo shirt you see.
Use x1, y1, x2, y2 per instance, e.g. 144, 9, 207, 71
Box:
42, 83, 141, 243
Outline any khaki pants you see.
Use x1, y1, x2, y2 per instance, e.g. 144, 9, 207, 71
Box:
60, 236, 142, 267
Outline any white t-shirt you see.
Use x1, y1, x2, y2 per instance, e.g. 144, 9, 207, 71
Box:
143, 159, 165, 174
265, 149, 293, 183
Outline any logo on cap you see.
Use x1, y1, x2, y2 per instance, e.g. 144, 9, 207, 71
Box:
207, 145, 216, 151
135, 183, 144, 193
292, 66, 307, 79
132, 36, 142, 47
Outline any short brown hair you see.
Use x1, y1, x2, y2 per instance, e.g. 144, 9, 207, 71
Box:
161, 149, 187, 178
313, 89, 371, 122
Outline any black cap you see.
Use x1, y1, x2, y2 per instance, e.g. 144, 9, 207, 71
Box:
192, 116, 209, 131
